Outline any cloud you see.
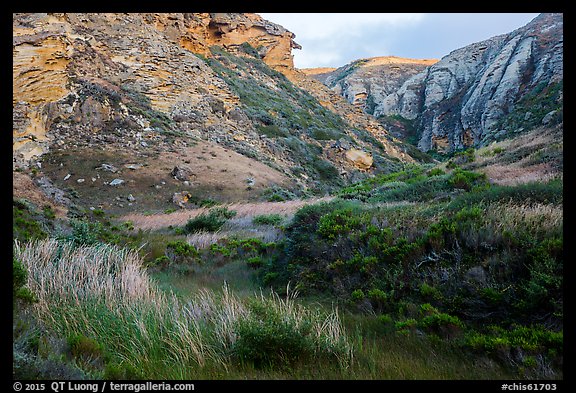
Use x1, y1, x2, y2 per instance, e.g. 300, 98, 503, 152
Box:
261, 13, 424, 40
260, 13, 424, 68
259, 13, 540, 69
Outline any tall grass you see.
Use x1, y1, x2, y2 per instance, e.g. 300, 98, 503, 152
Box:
14, 239, 352, 378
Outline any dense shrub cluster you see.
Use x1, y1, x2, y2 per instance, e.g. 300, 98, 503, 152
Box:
260, 166, 563, 375
337, 164, 488, 202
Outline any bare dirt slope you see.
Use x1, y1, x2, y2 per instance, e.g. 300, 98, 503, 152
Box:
38, 139, 296, 216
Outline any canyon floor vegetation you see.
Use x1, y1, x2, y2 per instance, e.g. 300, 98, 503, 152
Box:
13, 137, 562, 380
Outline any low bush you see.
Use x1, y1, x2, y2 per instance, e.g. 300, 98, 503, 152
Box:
232, 294, 351, 369
183, 207, 236, 234
252, 214, 284, 226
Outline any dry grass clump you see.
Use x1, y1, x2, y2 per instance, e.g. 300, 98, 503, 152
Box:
14, 239, 352, 376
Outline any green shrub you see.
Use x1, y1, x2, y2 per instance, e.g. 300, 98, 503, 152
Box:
42, 205, 56, 220
210, 207, 237, 219
166, 240, 198, 257
481, 288, 503, 305
183, 208, 236, 234
317, 208, 363, 240
267, 194, 285, 202
309, 127, 342, 141
311, 158, 340, 181
351, 289, 365, 302
419, 312, 464, 331
13, 200, 47, 242
163, 240, 199, 265
92, 209, 105, 218
419, 283, 442, 301
199, 199, 219, 208
427, 168, 445, 176
257, 124, 288, 138
246, 256, 263, 268
253, 214, 284, 226
149, 255, 171, 269
68, 334, 104, 360
13, 257, 37, 305
65, 220, 102, 246
13, 257, 27, 295
395, 318, 417, 333
262, 186, 298, 202
448, 168, 488, 191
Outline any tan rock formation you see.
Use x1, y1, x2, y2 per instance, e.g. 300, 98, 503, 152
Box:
13, 12, 418, 210
345, 149, 373, 170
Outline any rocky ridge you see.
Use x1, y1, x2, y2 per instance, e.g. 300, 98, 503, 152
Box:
375, 13, 563, 152
309, 14, 563, 154
306, 56, 437, 114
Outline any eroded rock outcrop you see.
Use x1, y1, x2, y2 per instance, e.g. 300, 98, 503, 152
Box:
13, 12, 417, 204
377, 13, 563, 152
308, 57, 437, 114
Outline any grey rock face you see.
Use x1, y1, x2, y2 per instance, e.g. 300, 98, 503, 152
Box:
317, 57, 435, 115
378, 13, 563, 152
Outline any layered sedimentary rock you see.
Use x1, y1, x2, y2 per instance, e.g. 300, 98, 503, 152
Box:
13, 12, 414, 202
376, 13, 563, 152
307, 57, 437, 114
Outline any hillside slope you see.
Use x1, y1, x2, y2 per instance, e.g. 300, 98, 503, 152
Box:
13, 13, 419, 215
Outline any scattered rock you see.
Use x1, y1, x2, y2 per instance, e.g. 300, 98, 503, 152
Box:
332, 138, 352, 151
77, 178, 85, 183
172, 191, 192, 208
124, 163, 143, 170
109, 178, 124, 186
171, 166, 193, 181
97, 163, 119, 173
127, 194, 136, 202
35, 176, 72, 206
542, 110, 557, 125
246, 177, 255, 186
63, 174, 71, 181
91, 177, 97, 182
228, 107, 249, 122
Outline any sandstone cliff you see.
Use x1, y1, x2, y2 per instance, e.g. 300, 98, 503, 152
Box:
13, 13, 418, 213
375, 13, 563, 152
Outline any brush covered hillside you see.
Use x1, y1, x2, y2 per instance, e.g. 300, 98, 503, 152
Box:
13, 13, 562, 382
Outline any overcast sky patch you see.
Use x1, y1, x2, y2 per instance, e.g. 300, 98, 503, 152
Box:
259, 13, 540, 69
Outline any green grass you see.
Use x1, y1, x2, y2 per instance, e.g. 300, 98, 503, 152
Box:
14, 232, 524, 380
12, 159, 562, 380
15, 239, 353, 379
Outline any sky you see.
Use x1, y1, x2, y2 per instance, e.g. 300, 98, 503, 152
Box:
259, 13, 541, 69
